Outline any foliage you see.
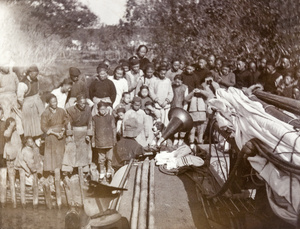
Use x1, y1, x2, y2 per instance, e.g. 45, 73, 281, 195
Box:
120, 0, 300, 63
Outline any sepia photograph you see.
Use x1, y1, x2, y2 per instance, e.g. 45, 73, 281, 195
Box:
0, 0, 300, 228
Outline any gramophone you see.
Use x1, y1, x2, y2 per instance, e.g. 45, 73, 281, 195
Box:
157, 108, 193, 146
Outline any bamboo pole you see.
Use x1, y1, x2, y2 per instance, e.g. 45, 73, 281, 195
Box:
32, 173, 39, 207
7, 162, 16, 208
43, 175, 52, 209
19, 169, 26, 207
148, 159, 155, 229
138, 158, 150, 229
55, 168, 62, 209
131, 163, 142, 229
0, 168, 7, 207
78, 166, 84, 206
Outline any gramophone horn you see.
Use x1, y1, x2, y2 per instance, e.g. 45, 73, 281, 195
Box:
157, 108, 193, 146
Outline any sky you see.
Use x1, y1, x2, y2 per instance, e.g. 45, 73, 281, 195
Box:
78, 0, 127, 25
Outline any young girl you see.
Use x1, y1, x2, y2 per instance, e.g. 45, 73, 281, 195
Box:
138, 85, 152, 110
92, 101, 116, 181
111, 66, 128, 109
171, 74, 188, 146
135, 64, 157, 95
126, 57, 143, 99
149, 66, 174, 127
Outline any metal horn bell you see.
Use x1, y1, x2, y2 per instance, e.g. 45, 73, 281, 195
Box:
157, 108, 193, 146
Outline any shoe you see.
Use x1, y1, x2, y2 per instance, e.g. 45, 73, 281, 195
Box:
106, 161, 114, 178
99, 163, 106, 180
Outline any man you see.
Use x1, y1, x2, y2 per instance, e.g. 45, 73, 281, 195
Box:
259, 59, 282, 94
195, 56, 210, 87
89, 62, 116, 116
66, 67, 90, 108
63, 94, 93, 207
234, 58, 253, 88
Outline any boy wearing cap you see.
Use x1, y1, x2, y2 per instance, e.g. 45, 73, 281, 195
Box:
112, 118, 144, 170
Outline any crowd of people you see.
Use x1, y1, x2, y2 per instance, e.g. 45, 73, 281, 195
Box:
0, 44, 299, 210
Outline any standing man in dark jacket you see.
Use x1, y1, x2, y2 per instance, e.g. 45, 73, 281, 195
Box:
89, 62, 116, 116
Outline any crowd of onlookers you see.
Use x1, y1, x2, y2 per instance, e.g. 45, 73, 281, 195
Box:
0, 44, 299, 209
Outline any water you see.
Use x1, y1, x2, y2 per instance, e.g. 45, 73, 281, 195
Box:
0, 205, 68, 229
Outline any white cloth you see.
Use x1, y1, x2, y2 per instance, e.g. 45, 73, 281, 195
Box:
50, 87, 68, 109
208, 87, 300, 225
111, 78, 128, 109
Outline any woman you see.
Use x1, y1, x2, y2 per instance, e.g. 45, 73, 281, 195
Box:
17, 65, 45, 138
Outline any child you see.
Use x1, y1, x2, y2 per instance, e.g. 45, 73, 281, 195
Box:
15, 136, 42, 209
126, 57, 143, 99
185, 83, 207, 149
138, 85, 152, 110
277, 72, 294, 98
112, 118, 144, 170
92, 101, 116, 181
111, 66, 129, 109
181, 61, 198, 94
3, 117, 22, 208
116, 107, 126, 139
144, 101, 161, 146
135, 64, 157, 95
149, 66, 174, 127
171, 74, 188, 146
114, 92, 132, 113
123, 97, 149, 147
165, 59, 183, 83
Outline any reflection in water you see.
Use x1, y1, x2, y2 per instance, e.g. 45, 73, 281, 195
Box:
0, 205, 67, 229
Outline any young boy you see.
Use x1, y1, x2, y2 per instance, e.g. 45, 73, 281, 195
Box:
0, 107, 7, 208
123, 97, 149, 147
114, 92, 132, 113
165, 59, 183, 83
4, 117, 22, 208
116, 107, 126, 139
15, 136, 42, 208
149, 66, 174, 126
92, 101, 116, 181
112, 118, 144, 170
